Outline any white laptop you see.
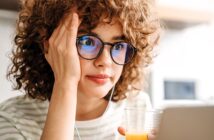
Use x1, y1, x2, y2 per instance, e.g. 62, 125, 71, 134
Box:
155, 105, 214, 140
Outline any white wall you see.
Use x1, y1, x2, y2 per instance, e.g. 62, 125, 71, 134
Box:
0, 10, 22, 102
151, 23, 214, 108
158, 0, 214, 12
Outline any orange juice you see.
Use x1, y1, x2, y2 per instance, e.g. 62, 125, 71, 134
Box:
126, 133, 148, 140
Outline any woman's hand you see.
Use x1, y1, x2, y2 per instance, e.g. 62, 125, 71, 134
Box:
41, 12, 81, 140
44, 12, 81, 85
118, 126, 157, 140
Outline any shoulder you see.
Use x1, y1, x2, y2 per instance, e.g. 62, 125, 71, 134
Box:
0, 95, 49, 118
0, 95, 48, 139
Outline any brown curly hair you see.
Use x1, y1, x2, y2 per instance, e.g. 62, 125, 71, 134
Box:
7, 0, 160, 102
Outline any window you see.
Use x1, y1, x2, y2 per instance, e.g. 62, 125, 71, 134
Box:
164, 80, 196, 99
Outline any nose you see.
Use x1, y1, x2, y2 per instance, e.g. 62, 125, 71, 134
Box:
94, 46, 112, 67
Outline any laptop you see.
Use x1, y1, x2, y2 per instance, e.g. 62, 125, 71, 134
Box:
155, 105, 214, 140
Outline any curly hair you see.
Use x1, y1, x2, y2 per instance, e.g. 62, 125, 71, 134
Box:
7, 0, 160, 102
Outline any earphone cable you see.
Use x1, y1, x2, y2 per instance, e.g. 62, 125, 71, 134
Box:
75, 86, 115, 140
75, 124, 82, 140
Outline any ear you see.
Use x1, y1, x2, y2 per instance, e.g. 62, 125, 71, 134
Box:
43, 40, 51, 68
43, 40, 49, 54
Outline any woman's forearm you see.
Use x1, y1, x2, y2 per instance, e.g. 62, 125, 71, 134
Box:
41, 81, 78, 140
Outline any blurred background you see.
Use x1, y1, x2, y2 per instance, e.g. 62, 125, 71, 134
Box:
0, 0, 214, 108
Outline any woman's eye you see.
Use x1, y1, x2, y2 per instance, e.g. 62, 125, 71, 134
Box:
82, 39, 94, 46
114, 44, 124, 50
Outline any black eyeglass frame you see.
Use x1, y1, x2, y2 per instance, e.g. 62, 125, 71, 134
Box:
76, 34, 137, 65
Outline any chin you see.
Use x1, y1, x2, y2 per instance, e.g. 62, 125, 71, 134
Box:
79, 86, 112, 98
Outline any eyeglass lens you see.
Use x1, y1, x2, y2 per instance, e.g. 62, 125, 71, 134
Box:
76, 35, 136, 65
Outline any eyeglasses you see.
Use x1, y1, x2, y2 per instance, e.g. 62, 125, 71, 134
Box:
76, 35, 137, 65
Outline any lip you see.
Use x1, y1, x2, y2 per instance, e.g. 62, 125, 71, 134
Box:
86, 74, 110, 85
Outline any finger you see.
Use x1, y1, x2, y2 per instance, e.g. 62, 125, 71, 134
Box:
52, 23, 67, 48
148, 133, 156, 140
64, 11, 82, 29
151, 128, 158, 135
54, 12, 79, 50
48, 12, 72, 48
55, 12, 73, 42
63, 12, 74, 30
118, 127, 126, 136
49, 20, 64, 43
66, 12, 80, 47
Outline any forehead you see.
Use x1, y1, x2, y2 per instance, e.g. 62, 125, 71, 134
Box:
79, 18, 124, 40
92, 20, 122, 34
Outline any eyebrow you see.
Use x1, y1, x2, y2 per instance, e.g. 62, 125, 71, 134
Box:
112, 35, 126, 41
78, 30, 125, 41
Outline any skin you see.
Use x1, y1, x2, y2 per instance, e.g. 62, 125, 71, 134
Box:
41, 12, 80, 140
77, 20, 124, 120
41, 11, 124, 140
41, 11, 156, 140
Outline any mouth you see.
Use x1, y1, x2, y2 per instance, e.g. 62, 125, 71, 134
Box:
86, 74, 110, 85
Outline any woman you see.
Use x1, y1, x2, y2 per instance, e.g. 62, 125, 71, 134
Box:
0, 0, 160, 139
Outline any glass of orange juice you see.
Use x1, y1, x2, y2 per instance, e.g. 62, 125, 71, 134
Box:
125, 107, 162, 140
126, 132, 148, 140
125, 106, 148, 140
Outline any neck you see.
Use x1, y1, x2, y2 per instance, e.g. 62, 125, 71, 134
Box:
76, 93, 108, 121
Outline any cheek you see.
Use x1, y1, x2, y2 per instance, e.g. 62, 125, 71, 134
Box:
113, 66, 123, 82
79, 59, 90, 75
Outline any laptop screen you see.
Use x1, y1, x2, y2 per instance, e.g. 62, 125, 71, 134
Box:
155, 105, 214, 140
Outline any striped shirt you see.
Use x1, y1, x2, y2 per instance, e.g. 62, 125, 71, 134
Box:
0, 92, 151, 140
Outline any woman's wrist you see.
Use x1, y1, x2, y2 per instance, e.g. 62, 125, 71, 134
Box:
54, 76, 79, 86
54, 78, 79, 89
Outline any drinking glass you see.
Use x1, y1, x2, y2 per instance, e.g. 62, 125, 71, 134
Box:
125, 107, 162, 140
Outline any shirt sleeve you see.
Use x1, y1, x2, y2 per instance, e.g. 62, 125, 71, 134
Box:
0, 112, 25, 140
0, 96, 46, 140
0, 111, 42, 140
